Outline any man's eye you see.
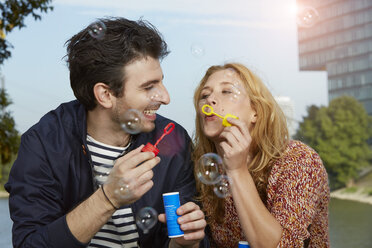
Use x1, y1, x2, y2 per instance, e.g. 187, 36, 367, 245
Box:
144, 85, 154, 90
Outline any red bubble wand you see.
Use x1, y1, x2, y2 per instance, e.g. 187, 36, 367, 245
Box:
141, 122, 175, 156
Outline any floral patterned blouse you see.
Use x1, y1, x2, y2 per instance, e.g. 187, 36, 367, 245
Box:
204, 140, 330, 248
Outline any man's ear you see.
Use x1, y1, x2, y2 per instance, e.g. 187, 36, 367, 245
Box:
93, 83, 113, 109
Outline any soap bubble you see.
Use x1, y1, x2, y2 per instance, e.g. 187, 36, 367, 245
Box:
136, 207, 158, 234
213, 175, 231, 198
223, 68, 236, 78
121, 109, 144, 134
147, 87, 163, 102
88, 21, 107, 40
196, 153, 223, 185
222, 68, 243, 103
191, 43, 205, 58
297, 6, 319, 28
93, 168, 110, 187
113, 178, 132, 199
228, 84, 242, 103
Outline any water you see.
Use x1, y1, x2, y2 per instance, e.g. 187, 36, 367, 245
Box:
0, 198, 12, 248
0, 198, 371, 247
329, 198, 372, 247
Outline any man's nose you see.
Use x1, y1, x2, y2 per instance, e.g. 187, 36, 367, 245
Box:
159, 84, 170, 105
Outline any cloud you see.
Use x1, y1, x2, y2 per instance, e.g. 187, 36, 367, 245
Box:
54, 0, 292, 30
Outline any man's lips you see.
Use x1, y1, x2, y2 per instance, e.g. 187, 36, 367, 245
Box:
143, 109, 157, 115
143, 109, 158, 121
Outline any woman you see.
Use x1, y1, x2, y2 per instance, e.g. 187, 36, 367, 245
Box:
193, 63, 330, 248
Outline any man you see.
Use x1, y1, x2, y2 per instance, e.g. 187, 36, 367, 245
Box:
5, 17, 206, 248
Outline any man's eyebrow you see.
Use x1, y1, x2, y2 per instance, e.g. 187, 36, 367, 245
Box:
140, 80, 159, 88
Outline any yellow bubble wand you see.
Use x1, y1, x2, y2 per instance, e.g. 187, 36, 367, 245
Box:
201, 104, 238, 127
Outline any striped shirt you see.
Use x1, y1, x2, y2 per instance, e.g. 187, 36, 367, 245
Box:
87, 135, 139, 248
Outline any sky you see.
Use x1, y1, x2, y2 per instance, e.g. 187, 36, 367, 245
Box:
0, 0, 328, 136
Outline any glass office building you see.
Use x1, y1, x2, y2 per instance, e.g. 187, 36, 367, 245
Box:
297, 0, 372, 115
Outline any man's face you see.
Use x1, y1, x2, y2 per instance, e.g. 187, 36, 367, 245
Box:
113, 56, 170, 133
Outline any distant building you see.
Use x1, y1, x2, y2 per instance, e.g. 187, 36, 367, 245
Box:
275, 96, 297, 138
297, 0, 372, 115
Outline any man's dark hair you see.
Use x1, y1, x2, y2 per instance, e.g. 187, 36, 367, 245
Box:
65, 17, 169, 110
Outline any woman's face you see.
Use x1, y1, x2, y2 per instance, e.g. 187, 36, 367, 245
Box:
197, 69, 257, 139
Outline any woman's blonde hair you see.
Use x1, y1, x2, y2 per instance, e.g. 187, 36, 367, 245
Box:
192, 63, 289, 223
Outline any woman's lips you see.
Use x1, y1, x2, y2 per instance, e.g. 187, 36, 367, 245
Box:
205, 115, 218, 121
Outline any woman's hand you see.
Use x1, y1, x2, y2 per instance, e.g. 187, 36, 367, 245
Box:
159, 202, 206, 248
217, 117, 252, 173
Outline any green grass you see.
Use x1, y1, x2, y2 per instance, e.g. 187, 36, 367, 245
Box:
343, 186, 358, 193
362, 188, 372, 196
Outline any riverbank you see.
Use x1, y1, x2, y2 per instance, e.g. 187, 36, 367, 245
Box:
0, 191, 9, 198
330, 187, 372, 205
330, 168, 372, 205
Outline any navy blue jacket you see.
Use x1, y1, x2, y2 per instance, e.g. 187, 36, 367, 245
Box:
5, 100, 197, 248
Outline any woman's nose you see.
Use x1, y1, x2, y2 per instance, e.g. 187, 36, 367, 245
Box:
207, 95, 217, 106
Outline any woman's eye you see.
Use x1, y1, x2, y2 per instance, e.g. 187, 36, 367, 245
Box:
222, 90, 232, 94
200, 94, 209, 99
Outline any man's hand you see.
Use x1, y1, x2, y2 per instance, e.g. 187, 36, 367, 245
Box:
159, 202, 206, 248
104, 145, 161, 208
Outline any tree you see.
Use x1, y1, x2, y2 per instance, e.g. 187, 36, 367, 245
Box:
0, 0, 53, 65
295, 96, 372, 189
0, 86, 20, 185
0, 0, 53, 185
